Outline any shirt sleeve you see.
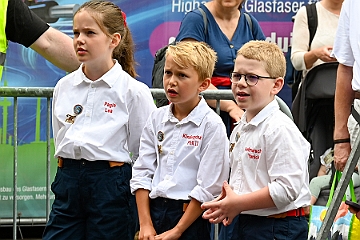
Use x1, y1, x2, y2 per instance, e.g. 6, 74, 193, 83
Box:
189, 118, 230, 203
130, 114, 158, 194
265, 119, 310, 209
6, 0, 49, 47
176, 9, 205, 42
290, 6, 309, 71
52, 82, 60, 147
332, 0, 354, 67
127, 83, 157, 162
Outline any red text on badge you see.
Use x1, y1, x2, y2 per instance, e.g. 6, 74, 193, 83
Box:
104, 102, 116, 113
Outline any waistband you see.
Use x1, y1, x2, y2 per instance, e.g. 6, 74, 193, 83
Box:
150, 197, 190, 211
267, 208, 305, 218
57, 157, 125, 168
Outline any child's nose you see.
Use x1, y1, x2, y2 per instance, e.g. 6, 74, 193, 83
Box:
168, 76, 177, 86
76, 34, 85, 43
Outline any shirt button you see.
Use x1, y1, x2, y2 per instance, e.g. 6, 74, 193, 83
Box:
86, 113, 90, 117
230, 45, 234, 48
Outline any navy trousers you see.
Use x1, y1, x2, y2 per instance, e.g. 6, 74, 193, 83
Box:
43, 159, 137, 240
230, 214, 308, 240
150, 197, 211, 240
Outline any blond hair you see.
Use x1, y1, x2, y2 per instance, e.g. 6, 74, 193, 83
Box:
237, 40, 286, 78
166, 41, 217, 81
75, 0, 137, 77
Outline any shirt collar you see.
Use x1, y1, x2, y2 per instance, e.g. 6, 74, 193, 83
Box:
161, 96, 209, 126
241, 98, 279, 126
73, 60, 122, 88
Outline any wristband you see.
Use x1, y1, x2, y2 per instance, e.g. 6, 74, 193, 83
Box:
333, 138, 350, 144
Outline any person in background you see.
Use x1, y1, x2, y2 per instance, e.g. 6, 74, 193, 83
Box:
2, 0, 80, 77
42, 1, 156, 239
175, 0, 265, 137
291, 0, 343, 180
202, 40, 311, 240
331, 0, 360, 174
131, 41, 230, 240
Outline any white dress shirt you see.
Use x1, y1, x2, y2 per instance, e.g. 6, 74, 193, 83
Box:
130, 97, 230, 203
52, 61, 156, 163
332, 0, 360, 91
229, 99, 311, 216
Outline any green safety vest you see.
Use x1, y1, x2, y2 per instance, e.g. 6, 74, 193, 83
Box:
0, 1, 8, 80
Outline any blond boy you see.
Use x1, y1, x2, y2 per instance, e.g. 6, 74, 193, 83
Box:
202, 41, 311, 240
131, 41, 230, 240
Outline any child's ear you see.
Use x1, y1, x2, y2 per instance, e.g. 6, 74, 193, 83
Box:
272, 77, 284, 95
111, 33, 121, 48
199, 78, 211, 92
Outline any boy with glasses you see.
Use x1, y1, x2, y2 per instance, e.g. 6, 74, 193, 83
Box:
202, 40, 311, 240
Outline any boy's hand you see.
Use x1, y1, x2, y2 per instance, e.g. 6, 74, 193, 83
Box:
154, 228, 182, 240
138, 225, 157, 240
201, 181, 241, 226
228, 105, 243, 122
210, 180, 228, 203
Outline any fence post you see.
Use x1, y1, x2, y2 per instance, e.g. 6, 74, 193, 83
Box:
12, 97, 18, 240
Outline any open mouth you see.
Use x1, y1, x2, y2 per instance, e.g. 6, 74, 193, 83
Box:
237, 92, 249, 97
77, 48, 87, 54
167, 89, 178, 95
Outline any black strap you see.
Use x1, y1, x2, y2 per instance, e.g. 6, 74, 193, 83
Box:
244, 12, 254, 37
291, 3, 318, 92
305, 3, 318, 47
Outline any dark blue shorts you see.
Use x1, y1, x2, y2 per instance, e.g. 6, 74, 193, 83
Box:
230, 214, 308, 240
150, 197, 211, 240
43, 159, 137, 240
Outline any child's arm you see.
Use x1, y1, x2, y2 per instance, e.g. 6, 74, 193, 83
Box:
205, 83, 244, 122
127, 85, 157, 161
202, 181, 275, 226
154, 198, 203, 240
135, 188, 157, 240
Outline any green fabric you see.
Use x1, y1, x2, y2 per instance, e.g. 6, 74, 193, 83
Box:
0, 0, 8, 79
326, 170, 356, 207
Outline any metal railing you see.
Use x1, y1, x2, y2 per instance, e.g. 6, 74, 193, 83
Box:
0, 87, 300, 240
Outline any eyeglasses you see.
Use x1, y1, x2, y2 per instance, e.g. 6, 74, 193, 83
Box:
230, 72, 275, 86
